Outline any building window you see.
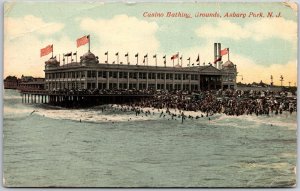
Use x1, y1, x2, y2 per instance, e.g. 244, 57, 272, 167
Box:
112, 71, 117, 78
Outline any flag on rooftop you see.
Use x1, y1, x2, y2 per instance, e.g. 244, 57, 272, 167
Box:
40, 44, 53, 57
171, 53, 179, 60
76, 35, 89, 48
105, 51, 108, 55
220, 48, 229, 56
196, 54, 200, 62
135, 53, 138, 57
214, 56, 222, 63
64, 52, 72, 57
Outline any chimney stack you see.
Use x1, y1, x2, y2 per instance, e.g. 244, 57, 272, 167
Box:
214, 43, 217, 66
217, 43, 221, 69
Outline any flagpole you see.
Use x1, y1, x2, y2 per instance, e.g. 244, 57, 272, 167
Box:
52, 45, 53, 58
107, 52, 108, 63
127, 53, 129, 65
180, 56, 182, 67
156, 56, 157, 67
136, 54, 138, 65
177, 52, 179, 66
228, 48, 230, 61
88, 35, 90, 52
59, 54, 60, 63
173, 59, 174, 67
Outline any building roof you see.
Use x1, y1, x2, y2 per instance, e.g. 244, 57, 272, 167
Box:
45, 57, 60, 65
223, 60, 234, 67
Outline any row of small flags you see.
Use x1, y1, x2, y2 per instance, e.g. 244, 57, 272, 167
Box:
41, 35, 229, 66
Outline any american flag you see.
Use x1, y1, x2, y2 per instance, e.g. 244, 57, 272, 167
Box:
40, 44, 53, 57
76, 35, 89, 48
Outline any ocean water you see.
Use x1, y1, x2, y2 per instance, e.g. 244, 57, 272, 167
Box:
3, 89, 297, 187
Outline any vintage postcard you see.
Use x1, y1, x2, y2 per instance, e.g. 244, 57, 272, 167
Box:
3, 1, 297, 188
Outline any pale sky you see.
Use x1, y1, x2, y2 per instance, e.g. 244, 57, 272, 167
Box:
4, 2, 298, 86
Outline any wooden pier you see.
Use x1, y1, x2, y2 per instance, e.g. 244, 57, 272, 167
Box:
20, 90, 154, 108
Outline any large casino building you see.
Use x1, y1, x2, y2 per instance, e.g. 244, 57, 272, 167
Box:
44, 43, 237, 91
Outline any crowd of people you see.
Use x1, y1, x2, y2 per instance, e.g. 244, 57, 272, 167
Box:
49, 88, 296, 117
131, 89, 297, 117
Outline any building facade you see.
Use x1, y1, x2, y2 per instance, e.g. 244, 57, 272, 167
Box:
44, 51, 237, 91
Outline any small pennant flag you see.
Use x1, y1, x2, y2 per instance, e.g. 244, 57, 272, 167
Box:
153, 54, 156, 58
144, 54, 148, 58
115, 52, 119, 56
125, 53, 128, 57
171, 53, 179, 60
187, 57, 190, 61
214, 56, 222, 63
40, 44, 53, 57
135, 53, 138, 57
196, 54, 200, 62
64, 52, 72, 57
76, 35, 89, 48
105, 51, 108, 55
73, 52, 77, 56
163, 55, 166, 59
180, 56, 182, 60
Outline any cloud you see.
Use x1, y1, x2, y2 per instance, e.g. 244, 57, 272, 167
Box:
5, 15, 64, 39
196, 20, 249, 41
195, 17, 297, 42
230, 55, 297, 86
4, 34, 75, 78
79, 14, 160, 63
247, 18, 297, 41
